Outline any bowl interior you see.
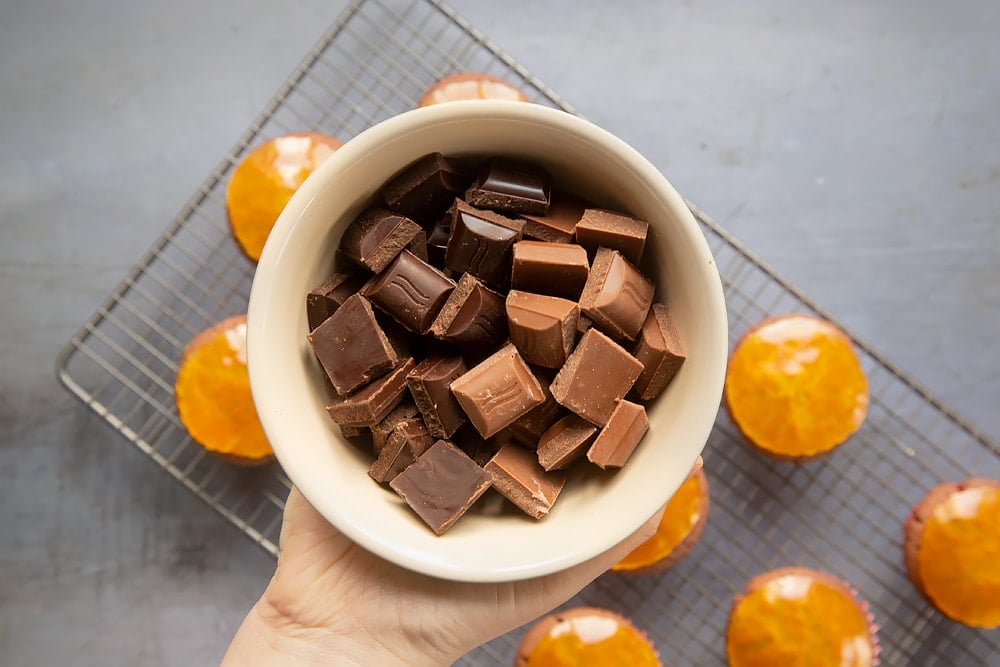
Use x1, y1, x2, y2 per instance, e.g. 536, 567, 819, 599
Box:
248, 102, 727, 582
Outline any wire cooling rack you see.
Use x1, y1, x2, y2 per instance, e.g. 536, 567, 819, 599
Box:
57, 0, 1000, 664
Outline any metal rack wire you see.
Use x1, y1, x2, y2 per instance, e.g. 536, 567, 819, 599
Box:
57, 0, 1000, 664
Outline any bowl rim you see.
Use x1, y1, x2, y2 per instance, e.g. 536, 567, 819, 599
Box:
248, 101, 728, 582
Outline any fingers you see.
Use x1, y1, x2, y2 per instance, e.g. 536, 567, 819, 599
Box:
530, 502, 668, 610
278, 486, 341, 554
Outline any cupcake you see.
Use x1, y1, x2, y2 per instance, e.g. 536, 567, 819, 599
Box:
225, 132, 342, 261
611, 461, 709, 574
903, 478, 1000, 628
516, 607, 660, 666
726, 567, 879, 667
418, 72, 528, 107
174, 315, 273, 465
724, 314, 869, 461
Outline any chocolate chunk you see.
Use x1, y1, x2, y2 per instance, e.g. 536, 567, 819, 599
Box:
406, 229, 429, 262
306, 270, 369, 331
389, 440, 492, 535
575, 208, 649, 264
368, 418, 434, 483
406, 353, 468, 439
371, 401, 419, 455
632, 303, 686, 400
587, 400, 649, 469
455, 428, 501, 467
508, 374, 563, 448
365, 250, 456, 333
536, 414, 598, 470
578, 247, 654, 341
426, 215, 451, 266
445, 200, 524, 288
374, 311, 413, 360
484, 443, 567, 519
465, 159, 551, 215
307, 294, 401, 396
511, 241, 590, 301
550, 328, 643, 426
506, 290, 579, 369
382, 153, 471, 223
450, 343, 546, 438
339, 423, 368, 440
521, 191, 586, 242
576, 314, 593, 341
340, 207, 422, 273
326, 358, 416, 426
429, 273, 508, 353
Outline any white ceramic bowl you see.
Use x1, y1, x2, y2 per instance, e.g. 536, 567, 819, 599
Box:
248, 101, 727, 582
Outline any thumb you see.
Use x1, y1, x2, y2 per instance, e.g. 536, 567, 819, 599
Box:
278, 486, 345, 555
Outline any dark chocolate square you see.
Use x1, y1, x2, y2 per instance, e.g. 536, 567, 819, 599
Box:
445, 200, 523, 288
365, 250, 456, 333
389, 440, 492, 535
307, 294, 401, 396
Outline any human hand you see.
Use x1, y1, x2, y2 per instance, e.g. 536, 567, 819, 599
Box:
221, 485, 667, 666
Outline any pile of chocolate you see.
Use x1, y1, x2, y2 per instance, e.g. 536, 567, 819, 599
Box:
306, 153, 685, 535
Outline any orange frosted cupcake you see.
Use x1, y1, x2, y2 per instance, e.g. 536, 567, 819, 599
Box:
515, 607, 660, 667
612, 461, 709, 574
175, 315, 273, 465
225, 132, 342, 261
903, 478, 1000, 628
727, 567, 879, 667
724, 314, 869, 461
418, 72, 528, 107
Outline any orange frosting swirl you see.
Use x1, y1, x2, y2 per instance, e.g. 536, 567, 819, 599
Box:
917, 485, 1000, 628
725, 314, 868, 458
727, 570, 874, 667
612, 472, 703, 572
524, 612, 659, 666
418, 73, 528, 107
175, 316, 272, 461
225, 132, 341, 261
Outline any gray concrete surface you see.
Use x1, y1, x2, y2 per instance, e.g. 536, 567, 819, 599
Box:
2, 0, 997, 664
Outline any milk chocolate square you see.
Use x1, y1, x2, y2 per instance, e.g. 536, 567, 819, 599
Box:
365, 250, 456, 333
511, 240, 590, 301
536, 414, 598, 471
307, 294, 401, 396
450, 343, 546, 438
632, 303, 686, 400
575, 208, 648, 264
485, 443, 566, 519
550, 328, 643, 426
587, 399, 649, 469
507, 374, 563, 448
578, 247, 654, 341
390, 440, 492, 535
506, 290, 579, 369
